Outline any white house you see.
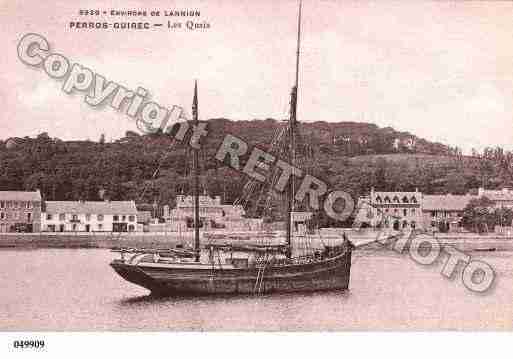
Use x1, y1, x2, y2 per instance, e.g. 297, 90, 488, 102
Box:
42, 200, 139, 232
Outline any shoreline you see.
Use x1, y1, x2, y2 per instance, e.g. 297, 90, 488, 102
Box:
1, 231, 512, 252
0, 233, 194, 250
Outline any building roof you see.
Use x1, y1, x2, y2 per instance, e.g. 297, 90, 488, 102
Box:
45, 201, 137, 215
423, 195, 476, 211
0, 190, 41, 201
371, 191, 420, 204
479, 190, 513, 201
373, 191, 418, 196
176, 195, 222, 207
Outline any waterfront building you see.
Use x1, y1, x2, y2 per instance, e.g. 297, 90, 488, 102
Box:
477, 187, 513, 208
136, 210, 152, 224
356, 188, 423, 230
136, 210, 152, 232
355, 189, 475, 233
165, 194, 263, 232
42, 200, 139, 232
422, 194, 476, 232
0, 190, 42, 232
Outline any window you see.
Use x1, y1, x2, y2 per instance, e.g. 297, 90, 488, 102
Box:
98, 224, 103, 230
410, 196, 417, 203
113, 215, 119, 221
128, 224, 135, 232
122, 215, 126, 221
0, 212, 4, 220
431, 211, 435, 217
393, 196, 400, 203
72, 214, 78, 221
403, 209, 407, 216
411, 208, 416, 215
86, 214, 91, 221
0, 201, 4, 209
47, 214, 53, 220
25, 202, 30, 209
402, 196, 409, 203
27, 202, 33, 209
59, 213, 65, 221
128, 215, 135, 222
411, 221, 416, 229
72, 224, 77, 231
97, 214, 104, 221
27, 213, 32, 221
375, 196, 382, 203
384, 196, 391, 203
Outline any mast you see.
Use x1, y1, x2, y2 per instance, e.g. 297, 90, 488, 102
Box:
192, 80, 201, 262
285, 0, 302, 258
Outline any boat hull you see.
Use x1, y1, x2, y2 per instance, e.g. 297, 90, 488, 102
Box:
111, 246, 352, 296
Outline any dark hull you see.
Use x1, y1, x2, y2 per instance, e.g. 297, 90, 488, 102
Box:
111, 247, 352, 296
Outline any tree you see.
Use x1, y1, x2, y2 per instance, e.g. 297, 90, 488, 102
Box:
445, 171, 467, 195
462, 196, 495, 233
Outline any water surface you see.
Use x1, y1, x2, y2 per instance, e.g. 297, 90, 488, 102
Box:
0, 248, 511, 330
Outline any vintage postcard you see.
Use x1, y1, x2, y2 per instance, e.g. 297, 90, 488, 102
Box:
0, 0, 512, 356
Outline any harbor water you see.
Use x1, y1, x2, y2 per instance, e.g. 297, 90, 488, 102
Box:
0, 248, 511, 330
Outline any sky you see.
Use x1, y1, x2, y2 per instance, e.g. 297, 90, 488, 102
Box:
0, 0, 512, 153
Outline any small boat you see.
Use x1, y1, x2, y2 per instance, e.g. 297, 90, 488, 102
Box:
203, 232, 252, 241
112, 247, 195, 258
475, 247, 497, 252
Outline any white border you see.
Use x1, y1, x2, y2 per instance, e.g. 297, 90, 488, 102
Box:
1, 332, 511, 359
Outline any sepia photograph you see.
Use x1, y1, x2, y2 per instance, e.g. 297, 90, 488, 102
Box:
0, 0, 512, 356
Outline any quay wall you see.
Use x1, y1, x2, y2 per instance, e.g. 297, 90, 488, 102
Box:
0, 232, 196, 249
336, 229, 513, 251
1, 230, 512, 251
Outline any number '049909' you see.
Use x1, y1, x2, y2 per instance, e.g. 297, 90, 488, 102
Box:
13, 340, 45, 349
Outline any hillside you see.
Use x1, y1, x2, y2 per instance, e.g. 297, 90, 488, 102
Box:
205, 118, 456, 157
349, 153, 482, 167
1, 118, 511, 226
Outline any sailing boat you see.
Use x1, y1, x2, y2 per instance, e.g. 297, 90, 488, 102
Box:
110, 1, 353, 296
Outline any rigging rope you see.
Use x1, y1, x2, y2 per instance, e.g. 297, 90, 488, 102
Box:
138, 139, 177, 202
